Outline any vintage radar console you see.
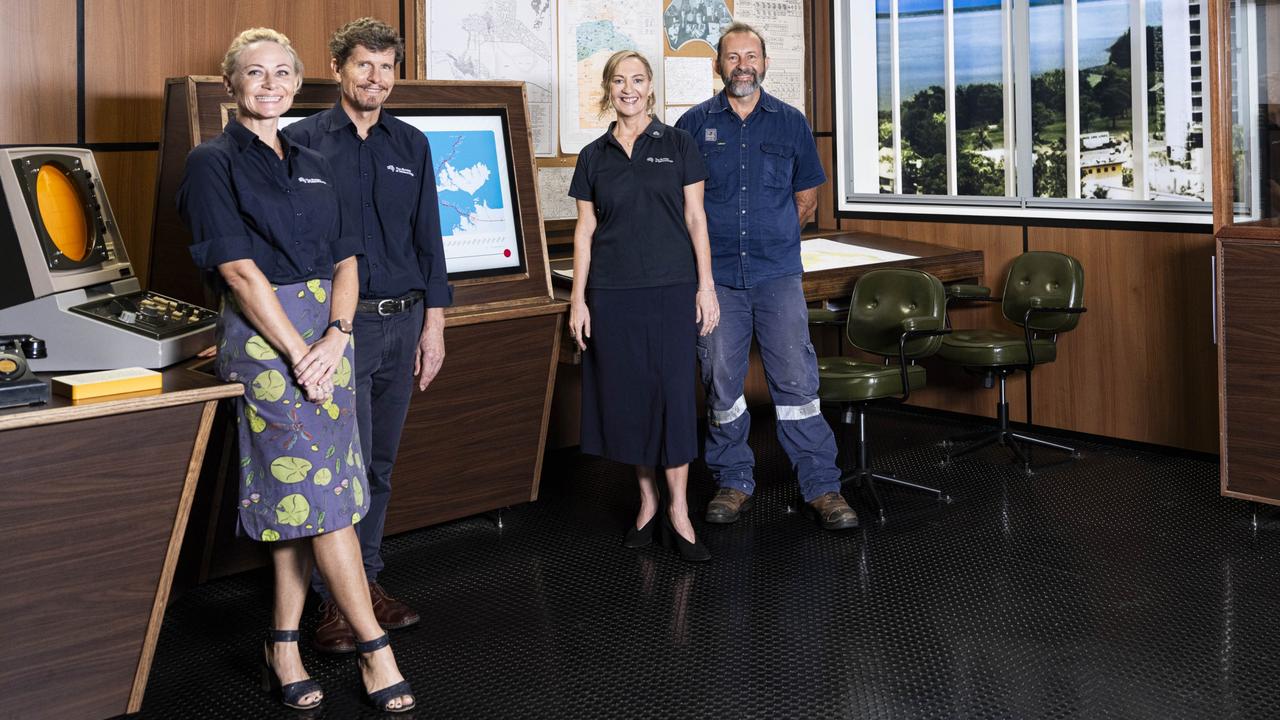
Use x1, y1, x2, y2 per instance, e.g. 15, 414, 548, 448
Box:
0, 147, 216, 371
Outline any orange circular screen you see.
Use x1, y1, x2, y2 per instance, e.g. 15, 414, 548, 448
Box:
35, 164, 90, 262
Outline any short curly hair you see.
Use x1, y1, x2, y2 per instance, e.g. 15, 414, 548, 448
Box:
221, 27, 304, 86
329, 17, 405, 69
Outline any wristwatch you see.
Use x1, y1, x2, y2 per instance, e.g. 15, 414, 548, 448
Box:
327, 318, 353, 334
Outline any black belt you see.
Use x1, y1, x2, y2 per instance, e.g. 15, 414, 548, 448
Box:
356, 291, 424, 316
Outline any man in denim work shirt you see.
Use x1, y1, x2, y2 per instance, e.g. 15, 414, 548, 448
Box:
284, 17, 453, 651
676, 22, 858, 530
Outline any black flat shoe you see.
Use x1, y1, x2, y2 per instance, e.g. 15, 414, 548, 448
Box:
660, 512, 711, 562
262, 629, 323, 710
623, 512, 658, 548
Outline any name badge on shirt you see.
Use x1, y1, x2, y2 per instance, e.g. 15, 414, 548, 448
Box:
704, 128, 717, 142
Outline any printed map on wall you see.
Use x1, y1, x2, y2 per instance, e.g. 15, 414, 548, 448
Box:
424, 0, 559, 156
557, 0, 664, 154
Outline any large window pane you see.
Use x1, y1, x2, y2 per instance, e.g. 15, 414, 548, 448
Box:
955, 0, 1007, 196
899, 0, 948, 195
1077, 0, 1134, 199
1144, 0, 1209, 201
1030, 0, 1068, 197
877, 0, 895, 193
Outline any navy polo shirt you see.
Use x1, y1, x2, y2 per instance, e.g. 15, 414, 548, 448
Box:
675, 90, 826, 289
283, 103, 453, 307
177, 121, 360, 284
568, 118, 708, 290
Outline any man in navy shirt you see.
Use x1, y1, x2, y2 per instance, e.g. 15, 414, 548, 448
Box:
676, 23, 858, 530
284, 17, 453, 652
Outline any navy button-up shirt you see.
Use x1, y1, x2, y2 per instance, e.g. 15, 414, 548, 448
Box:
284, 103, 453, 307
675, 90, 826, 289
568, 118, 707, 290
177, 121, 360, 284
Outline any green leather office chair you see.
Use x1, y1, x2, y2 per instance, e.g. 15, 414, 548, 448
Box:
938, 251, 1086, 472
817, 268, 950, 521
808, 306, 849, 356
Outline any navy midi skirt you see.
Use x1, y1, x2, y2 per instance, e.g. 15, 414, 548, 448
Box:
581, 283, 698, 467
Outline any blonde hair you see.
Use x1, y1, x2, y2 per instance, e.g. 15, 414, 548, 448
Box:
596, 50, 656, 118
221, 28, 304, 91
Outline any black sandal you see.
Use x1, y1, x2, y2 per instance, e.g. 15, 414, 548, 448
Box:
262, 629, 323, 710
356, 633, 416, 713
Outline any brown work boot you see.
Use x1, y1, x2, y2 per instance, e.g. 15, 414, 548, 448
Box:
705, 487, 753, 524
370, 582, 420, 630
312, 599, 356, 654
808, 492, 859, 530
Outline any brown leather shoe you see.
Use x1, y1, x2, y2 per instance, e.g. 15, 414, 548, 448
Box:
370, 582, 420, 630
705, 487, 753, 524
312, 599, 356, 654
808, 492, 859, 530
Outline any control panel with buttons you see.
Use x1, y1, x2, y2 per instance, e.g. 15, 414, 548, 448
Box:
70, 291, 218, 340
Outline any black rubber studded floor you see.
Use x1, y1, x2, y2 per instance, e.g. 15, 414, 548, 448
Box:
123, 409, 1280, 720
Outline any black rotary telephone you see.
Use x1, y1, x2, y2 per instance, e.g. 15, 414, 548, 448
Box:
0, 334, 50, 408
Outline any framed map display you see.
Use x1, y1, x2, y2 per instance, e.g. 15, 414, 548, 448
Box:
278, 107, 527, 281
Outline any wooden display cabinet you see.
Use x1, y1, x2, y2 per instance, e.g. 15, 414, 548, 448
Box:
1210, 0, 1280, 504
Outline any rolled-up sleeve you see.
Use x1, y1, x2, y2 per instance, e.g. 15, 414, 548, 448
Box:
413, 138, 453, 307
176, 145, 255, 270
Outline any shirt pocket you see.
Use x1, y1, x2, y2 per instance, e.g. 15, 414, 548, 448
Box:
699, 143, 734, 203
760, 143, 795, 190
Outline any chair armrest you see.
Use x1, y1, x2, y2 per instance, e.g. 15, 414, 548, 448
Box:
895, 317, 951, 404
945, 284, 993, 300
1021, 301, 1088, 366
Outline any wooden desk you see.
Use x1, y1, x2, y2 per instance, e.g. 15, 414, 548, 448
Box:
0, 369, 240, 720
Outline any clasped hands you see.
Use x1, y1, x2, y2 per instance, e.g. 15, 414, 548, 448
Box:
292, 333, 346, 404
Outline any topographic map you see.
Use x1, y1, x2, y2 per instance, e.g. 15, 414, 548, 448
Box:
557, 0, 663, 154
425, 0, 558, 156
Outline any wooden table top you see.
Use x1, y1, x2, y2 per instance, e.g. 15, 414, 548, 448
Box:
0, 366, 241, 431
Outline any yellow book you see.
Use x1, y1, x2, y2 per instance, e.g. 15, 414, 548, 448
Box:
51, 367, 163, 400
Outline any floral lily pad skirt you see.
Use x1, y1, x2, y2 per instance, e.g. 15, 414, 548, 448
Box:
214, 279, 369, 542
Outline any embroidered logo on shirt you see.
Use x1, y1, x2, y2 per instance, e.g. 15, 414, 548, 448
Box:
386, 164, 415, 177
704, 128, 717, 142
646, 157, 674, 164
296, 177, 327, 184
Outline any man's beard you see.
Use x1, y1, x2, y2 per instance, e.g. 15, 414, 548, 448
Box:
721, 67, 765, 98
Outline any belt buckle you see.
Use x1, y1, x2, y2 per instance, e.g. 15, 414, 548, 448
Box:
376, 298, 399, 316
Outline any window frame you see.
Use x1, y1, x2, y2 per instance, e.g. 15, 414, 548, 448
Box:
833, 0, 1215, 226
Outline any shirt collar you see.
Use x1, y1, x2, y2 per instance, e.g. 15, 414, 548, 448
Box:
601, 116, 668, 150
321, 101, 391, 136
224, 120, 298, 157
708, 88, 780, 115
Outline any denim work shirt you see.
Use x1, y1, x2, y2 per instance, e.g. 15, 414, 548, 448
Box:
675, 90, 825, 289
178, 121, 360, 284
284, 103, 452, 307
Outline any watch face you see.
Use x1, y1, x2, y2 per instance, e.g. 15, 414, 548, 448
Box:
331, 319, 353, 334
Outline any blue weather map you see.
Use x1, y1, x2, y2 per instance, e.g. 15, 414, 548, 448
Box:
425, 130, 505, 237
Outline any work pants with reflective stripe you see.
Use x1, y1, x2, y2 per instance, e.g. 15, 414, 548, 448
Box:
696, 273, 842, 502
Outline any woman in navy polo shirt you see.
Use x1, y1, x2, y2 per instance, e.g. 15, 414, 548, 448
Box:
568, 50, 720, 562
177, 28, 414, 713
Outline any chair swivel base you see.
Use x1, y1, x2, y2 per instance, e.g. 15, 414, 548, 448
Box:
836, 403, 952, 524
943, 427, 1077, 472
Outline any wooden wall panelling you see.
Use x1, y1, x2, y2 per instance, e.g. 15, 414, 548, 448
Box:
810, 0, 832, 135
815, 136, 838, 230
95, 151, 159, 286
0, 0, 78, 145
83, 0, 405, 143
835, 218, 1024, 419
1029, 227, 1218, 451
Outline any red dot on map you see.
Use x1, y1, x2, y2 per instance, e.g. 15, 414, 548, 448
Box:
504, 249, 511, 257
